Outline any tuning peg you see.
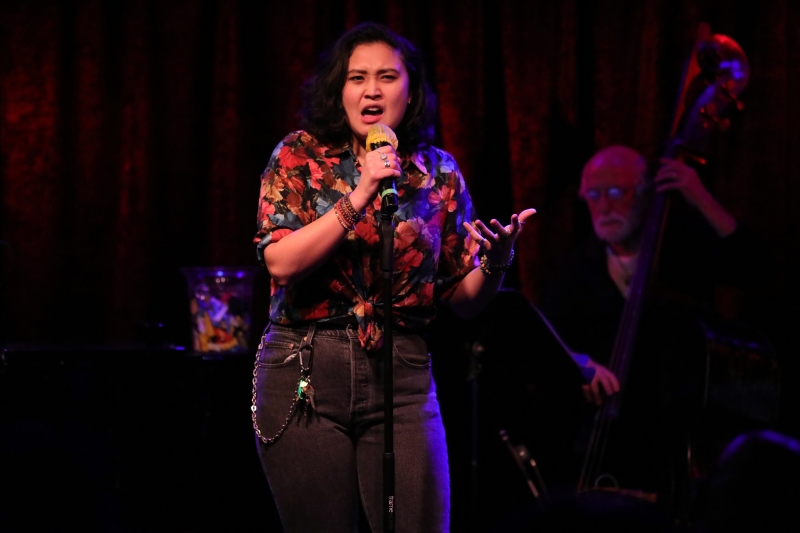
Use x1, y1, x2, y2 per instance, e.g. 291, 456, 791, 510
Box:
698, 106, 716, 129
720, 83, 745, 111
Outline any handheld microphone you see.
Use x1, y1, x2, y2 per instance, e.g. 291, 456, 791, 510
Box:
366, 123, 399, 214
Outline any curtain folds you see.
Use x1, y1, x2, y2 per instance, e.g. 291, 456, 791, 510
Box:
1, 0, 797, 345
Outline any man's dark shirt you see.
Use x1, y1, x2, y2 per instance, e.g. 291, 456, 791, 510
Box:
536, 201, 763, 492
539, 203, 759, 369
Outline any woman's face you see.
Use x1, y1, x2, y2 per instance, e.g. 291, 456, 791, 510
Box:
342, 42, 410, 146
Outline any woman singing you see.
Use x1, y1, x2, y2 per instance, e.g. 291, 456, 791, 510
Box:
252, 22, 534, 533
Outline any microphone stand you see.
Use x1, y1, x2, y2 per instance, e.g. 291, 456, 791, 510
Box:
380, 183, 398, 532
467, 340, 484, 523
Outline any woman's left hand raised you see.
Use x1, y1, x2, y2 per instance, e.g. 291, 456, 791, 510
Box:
462, 208, 537, 262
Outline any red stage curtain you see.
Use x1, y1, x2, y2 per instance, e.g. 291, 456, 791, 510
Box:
1, 0, 798, 347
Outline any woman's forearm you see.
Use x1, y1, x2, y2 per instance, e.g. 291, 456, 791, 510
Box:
264, 183, 378, 286
263, 208, 349, 286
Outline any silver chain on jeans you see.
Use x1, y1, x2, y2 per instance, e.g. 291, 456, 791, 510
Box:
251, 330, 314, 445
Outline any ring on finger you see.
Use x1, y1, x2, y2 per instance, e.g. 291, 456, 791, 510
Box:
379, 151, 388, 161
384, 160, 390, 169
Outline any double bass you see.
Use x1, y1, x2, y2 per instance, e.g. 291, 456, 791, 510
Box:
577, 25, 757, 505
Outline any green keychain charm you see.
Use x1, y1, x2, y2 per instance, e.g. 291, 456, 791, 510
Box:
298, 377, 309, 400
298, 376, 316, 412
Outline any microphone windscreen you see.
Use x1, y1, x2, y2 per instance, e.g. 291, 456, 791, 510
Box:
366, 123, 399, 150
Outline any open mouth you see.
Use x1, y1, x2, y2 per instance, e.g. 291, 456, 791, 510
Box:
361, 106, 384, 118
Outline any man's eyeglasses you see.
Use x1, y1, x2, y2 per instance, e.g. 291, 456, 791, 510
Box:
581, 187, 633, 202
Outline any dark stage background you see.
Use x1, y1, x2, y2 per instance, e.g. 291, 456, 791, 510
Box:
2, 0, 799, 531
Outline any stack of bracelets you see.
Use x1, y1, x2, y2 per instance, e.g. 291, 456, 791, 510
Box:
334, 194, 365, 231
479, 248, 515, 276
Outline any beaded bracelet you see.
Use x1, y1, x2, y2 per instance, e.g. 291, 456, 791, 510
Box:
334, 201, 357, 230
341, 195, 364, 220
334, 195, 364, 231
479, 248, 515, 276
335, 202, 351, 227
334, 206, 352, 231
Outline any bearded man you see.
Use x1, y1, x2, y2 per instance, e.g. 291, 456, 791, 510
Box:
541, 145, 750, 405
532, 144, 767, 501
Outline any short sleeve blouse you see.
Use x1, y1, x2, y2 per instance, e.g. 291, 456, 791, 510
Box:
253, 131, 479, 350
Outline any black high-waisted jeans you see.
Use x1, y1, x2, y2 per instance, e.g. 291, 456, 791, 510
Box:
253, 323, 450, 532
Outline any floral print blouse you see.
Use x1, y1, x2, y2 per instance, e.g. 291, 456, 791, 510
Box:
254, 130, 479, 351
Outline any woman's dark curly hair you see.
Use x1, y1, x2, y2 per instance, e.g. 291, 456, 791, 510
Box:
299, 22, 437, 152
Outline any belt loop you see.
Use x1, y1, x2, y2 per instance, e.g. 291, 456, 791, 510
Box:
254, 322, 273, 363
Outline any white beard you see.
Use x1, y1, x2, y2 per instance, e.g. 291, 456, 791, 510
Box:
593, 214, 637, 245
